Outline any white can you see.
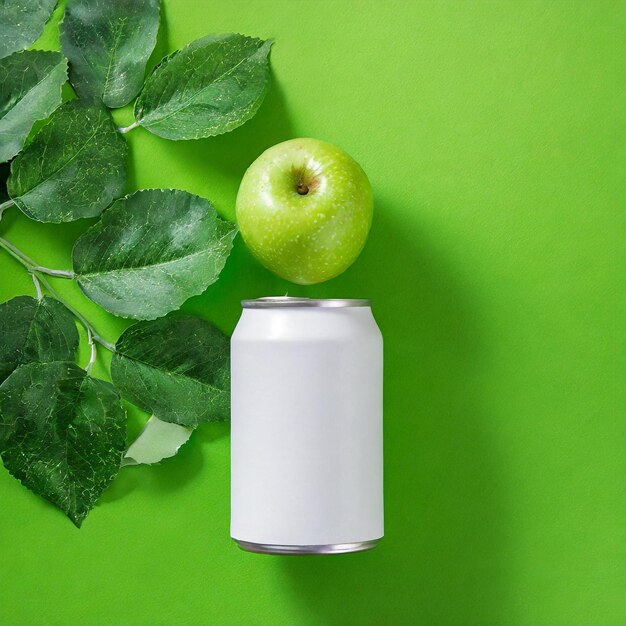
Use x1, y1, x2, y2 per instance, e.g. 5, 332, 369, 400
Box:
230, 297, 384, 554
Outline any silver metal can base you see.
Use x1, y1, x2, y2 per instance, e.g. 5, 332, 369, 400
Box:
234, 539, 380, 555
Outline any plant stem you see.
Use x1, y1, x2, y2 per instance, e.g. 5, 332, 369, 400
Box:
0, 199, 13, 220
117, 121, 139, 134
0, 237, 116, 353
0, 237, 72, 277
31, 265, 74, 278
35, 273, 116, 353
85, 327, 97, 374
30, 272, 43, 300
0, 236, 33, 266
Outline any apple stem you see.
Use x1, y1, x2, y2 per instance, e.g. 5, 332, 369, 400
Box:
297, 183, 309, 195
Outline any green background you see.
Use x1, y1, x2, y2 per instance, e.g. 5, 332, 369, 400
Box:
0, 1, 624, 624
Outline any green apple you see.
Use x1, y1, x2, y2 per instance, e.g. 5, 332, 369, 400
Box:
235, 138, 373, 284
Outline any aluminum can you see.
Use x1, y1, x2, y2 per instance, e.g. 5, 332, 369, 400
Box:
230, 297, 384, 554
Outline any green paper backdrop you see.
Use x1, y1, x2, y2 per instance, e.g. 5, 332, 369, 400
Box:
0, 1, 624, 624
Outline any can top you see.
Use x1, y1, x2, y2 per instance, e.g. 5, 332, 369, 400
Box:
241, 296, 371, 309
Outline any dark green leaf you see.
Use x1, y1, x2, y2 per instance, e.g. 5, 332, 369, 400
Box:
0, 50, 67, 162
72, 189, 237, 319
0, 0, 57, 59
111, 315, 230, 427
134, 33, 272, 140
0, 162, 9, 202
0, 361, 126, 527
0, 295, 79, 384
7, 99, 127, 222
60, 0, 160, 108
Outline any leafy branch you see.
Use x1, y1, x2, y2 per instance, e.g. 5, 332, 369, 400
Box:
0, 236, 113, 352
0, 0, 272, 526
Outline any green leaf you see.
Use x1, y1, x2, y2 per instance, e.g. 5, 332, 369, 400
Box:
7, 99, 127, 222
0, 50, 67, 163
0, 162, 9, 202
0, 361, 126, 527
60, 0, 160, 108
123, 415, 192, 466
0, 295, 79, 384
72, 189, 237, 319
0, 0, 57, 59
134, 33, 272, 140
111, 315, 230, 427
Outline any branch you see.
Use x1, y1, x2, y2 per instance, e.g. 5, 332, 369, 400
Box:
117, 121, 139, 134
85, 327, 97, 374
30, 272, 43, 301
0, 199, 14, 220
0, 237, 116, 354
35, 273, 116, 353
31, 266, 75, 279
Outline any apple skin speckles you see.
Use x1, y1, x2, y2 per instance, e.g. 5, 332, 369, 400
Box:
235, 138, 373, 285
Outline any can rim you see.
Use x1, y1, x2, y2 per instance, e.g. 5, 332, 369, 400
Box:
241, 296, 371, 309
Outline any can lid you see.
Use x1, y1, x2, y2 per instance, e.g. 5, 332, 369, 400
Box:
241, 296, 371, 309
